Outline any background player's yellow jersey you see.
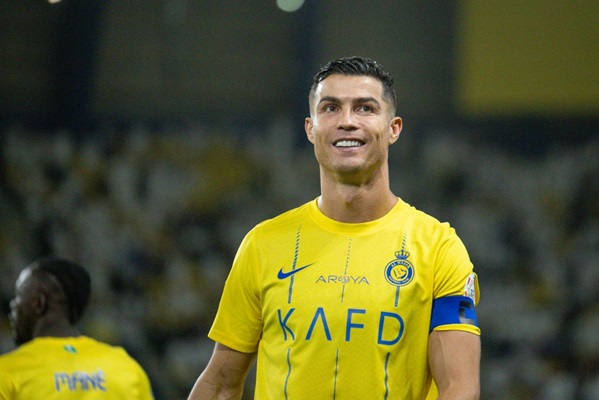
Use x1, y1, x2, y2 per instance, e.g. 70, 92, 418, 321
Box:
0, 336, 153, 399
210, 198, 480, 399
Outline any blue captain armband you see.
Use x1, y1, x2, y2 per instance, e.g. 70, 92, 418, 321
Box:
429, 295, 478, 333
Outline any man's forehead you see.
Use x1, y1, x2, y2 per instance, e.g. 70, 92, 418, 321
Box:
314, 74, 384, 100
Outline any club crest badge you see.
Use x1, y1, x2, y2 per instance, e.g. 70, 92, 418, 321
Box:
384, 249, 415, 287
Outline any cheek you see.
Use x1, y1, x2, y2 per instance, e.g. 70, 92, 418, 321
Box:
12, 303, 24, 325
311, 140, 333, 168
312, 141, 325, 161
13, 305, 35, 341
13, 297, 33, 323
307, 126, 327, 148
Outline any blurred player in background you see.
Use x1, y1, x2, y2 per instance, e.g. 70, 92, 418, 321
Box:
188, 56, 481, 399
0, 256, 154, 399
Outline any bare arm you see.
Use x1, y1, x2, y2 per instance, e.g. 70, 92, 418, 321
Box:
188, 342, 256, 400
428, 330, 481, 400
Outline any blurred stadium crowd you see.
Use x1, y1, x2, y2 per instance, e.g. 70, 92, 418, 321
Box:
0, 121, 597, 399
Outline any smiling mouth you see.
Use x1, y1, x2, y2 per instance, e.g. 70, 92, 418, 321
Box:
334, 140, 364, 148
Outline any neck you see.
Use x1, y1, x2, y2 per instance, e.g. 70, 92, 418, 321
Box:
33, 318, 81, 339
318, 178, 397, 223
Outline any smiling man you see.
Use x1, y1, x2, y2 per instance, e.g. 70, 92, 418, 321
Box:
188, 56, 481, 400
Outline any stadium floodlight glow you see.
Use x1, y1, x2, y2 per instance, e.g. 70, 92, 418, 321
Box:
277, 0, 305, 13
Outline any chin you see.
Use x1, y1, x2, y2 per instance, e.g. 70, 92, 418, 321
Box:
336, 162, 369, 176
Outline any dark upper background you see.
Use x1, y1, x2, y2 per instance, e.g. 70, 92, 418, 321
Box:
1, 0, 597, 150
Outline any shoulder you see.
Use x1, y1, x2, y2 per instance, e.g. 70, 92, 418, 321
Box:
78, 338, 153, 395
90, 338, 136, 357
398, 198, 455, 236
76, 337, 141, 364
248, 201, 312, 238
0, 346, 21, 367
0, 339, 42, 365
86, 338, 151, 380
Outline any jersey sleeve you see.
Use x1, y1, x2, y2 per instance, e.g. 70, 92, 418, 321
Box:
208, 228, 263, 353
431, 226, 481, 335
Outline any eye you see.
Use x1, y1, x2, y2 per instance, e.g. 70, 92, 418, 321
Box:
357, 104, 374, 113
322, 104, 338, 113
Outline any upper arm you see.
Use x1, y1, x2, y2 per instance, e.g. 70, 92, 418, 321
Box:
188, 342, 256, 400
428, 330, 481, 400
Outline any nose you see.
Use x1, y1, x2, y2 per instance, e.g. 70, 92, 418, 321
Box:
337, 108, 357, 130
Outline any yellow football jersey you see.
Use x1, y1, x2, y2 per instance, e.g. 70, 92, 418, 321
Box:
0, 336, 153, 399
209, 198, 480, 399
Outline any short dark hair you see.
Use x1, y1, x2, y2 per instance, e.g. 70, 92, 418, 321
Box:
34, 257, 91, 324
309, 56, 397, 112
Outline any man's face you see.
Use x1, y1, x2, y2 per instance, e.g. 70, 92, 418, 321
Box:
305, 74, 402, 184
9, 268, 39, 346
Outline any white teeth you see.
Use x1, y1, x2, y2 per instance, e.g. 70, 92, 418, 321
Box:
335, 140, 363, 147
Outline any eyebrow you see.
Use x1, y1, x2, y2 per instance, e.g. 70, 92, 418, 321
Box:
317, 96, 382, 107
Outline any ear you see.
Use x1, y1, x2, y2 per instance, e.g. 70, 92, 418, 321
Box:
305, 117, 316, 144
35, 293, 48, 316
389, 116, 402, 145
